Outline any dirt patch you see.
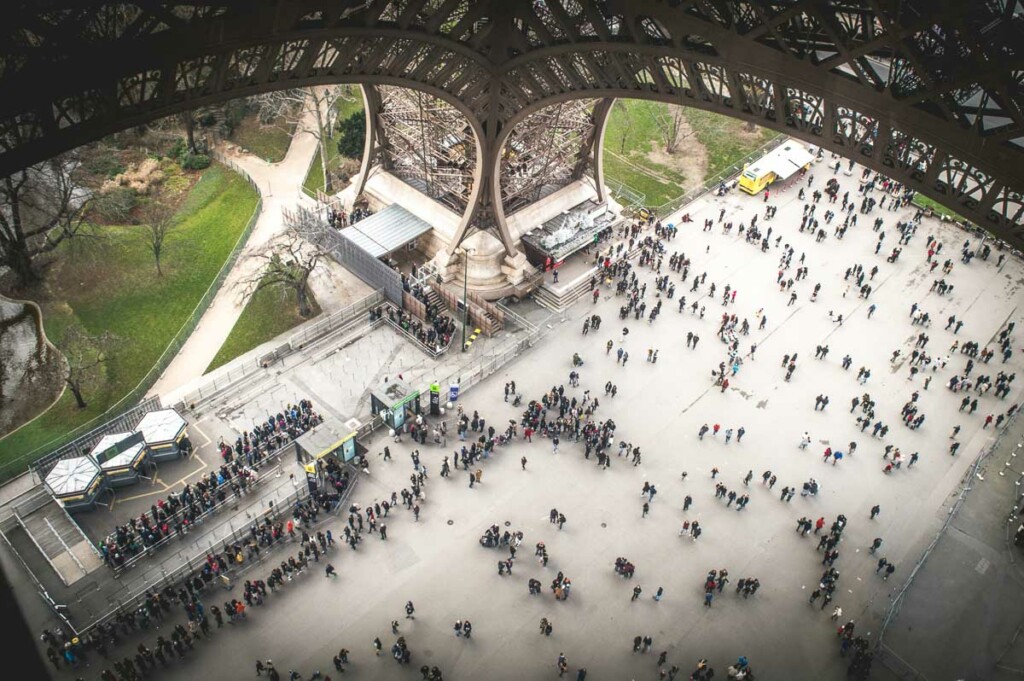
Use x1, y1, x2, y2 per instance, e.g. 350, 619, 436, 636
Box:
731, 122, 768, 144
644, 112, 708, 194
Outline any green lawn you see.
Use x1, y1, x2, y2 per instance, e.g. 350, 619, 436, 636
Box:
602, 99, 781, 209
229, 115, 294, 163
603, 151, 681, 207
205, 281, 321, 373
0, 164, 259, 469
303, 90, 365, 196
913, 193, 968, 223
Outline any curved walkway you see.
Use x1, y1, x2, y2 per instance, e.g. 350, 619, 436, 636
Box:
147, 110, 321, 399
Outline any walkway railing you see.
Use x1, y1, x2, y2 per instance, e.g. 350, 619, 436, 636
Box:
605, 177, 646, 209
110, 455, 289, 576
380, 312, 452, 359
177, 289, 385, 409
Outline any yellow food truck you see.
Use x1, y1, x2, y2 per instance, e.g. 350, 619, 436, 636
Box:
738, 141, 815, 195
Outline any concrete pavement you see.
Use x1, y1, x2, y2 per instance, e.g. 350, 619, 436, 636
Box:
20, 155, 1024, 680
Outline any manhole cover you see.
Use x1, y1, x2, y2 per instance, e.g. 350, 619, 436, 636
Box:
601, 522, 607, 528
447, 520, 454, 525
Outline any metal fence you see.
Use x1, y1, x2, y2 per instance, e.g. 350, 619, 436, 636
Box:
209, 150, 261, 196
79, 479, 325, 636
110, 449, 293, 575
494, 302, 539, 333
874, 405, 1021, 678
420, 325, 546, 403
605, 177, 646, 209
287, 289, 384, 350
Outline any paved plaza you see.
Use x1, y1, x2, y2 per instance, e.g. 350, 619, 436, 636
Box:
19, 156, 1024, 680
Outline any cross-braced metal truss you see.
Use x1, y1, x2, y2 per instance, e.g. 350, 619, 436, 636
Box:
374, 85, 476, 214
500, 98, 599, 214
1, 0, 1023, 252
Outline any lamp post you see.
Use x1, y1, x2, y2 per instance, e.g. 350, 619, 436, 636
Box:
460, 247, 475, 351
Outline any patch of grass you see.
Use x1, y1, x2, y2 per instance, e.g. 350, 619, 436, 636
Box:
913, 193, 969, 223
303, 90, 366, 196
303, 147, 331, 196
603, 100, 688, 206
229, 115, 294, 163
602, 100, 782, 208
205, 280, 321, 373
603, 152, 683, 207
679, 108, 780, 180
0, 164, 259, 468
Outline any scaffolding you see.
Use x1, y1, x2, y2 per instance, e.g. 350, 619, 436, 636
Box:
376, 86, 476, 213
500, 98, 599, 214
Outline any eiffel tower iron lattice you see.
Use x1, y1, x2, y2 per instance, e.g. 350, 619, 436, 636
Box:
1, 0, 1023, 250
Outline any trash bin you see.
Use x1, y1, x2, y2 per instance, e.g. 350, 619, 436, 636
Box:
449, 383, 460, 402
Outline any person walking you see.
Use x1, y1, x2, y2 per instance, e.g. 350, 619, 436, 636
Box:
870, 504, 881, 520
653, 586, 664, 602
632, 585, 643, 601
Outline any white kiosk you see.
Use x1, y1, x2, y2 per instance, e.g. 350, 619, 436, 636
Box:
135, 409, 189, 462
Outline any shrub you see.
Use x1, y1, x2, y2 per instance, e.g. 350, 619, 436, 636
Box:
90, 186, 138, 224
167, 138, 188, 161
180, 153, 211, 170
81, 151, 124, 179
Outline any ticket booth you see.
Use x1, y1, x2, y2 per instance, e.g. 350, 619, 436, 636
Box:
44, 456, 108, 513
294, 418, 363, 492
89, 431, 150, 487
370, 380, 422, 431
135, 409, 189, 462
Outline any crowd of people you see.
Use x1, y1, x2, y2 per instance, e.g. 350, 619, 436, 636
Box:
48, 488, 348, 680
376, 302, 455, 353
326, 205, 373, 230
43, 145, 1024, 681
219, 400, 323, 466
99, 401, 323, 570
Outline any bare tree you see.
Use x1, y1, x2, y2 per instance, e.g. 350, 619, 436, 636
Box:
652, 104, 691, 154
239, 218, 328, 318
0, 153, 91, 288
615, 100, 635, 154
57, 325, 119, 409
256, 87, 345, 192
139, 196, 182, 276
